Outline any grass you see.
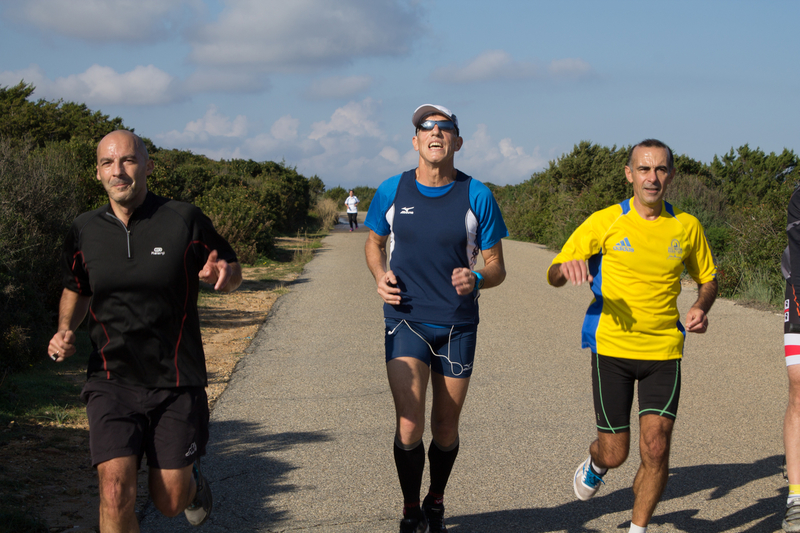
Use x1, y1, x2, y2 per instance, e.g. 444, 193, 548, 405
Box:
734, 268, 782, 310
0, 333, 90, 437
199, 231, 324, 301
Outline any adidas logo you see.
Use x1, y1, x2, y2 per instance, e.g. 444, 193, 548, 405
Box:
613, 238, 634, 252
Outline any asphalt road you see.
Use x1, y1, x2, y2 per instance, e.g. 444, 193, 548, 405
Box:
141, 220, 788, 532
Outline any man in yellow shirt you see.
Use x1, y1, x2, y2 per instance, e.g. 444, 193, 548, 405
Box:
547, 139, 718, 533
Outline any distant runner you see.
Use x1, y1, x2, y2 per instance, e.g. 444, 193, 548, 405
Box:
546, 139, 717, 533
345, 190, 360, 231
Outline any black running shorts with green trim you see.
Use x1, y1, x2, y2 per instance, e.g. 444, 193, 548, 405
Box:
591, 353, 681, 434
81, 380, 209, 468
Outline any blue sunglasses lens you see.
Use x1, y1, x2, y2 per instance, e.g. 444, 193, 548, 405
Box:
418, 120, 456, 131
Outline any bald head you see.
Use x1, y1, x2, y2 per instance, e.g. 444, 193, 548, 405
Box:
97, 130, 148, 163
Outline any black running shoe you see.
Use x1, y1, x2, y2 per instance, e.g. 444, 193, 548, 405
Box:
422, 495, 447, 533
399, 505, 429, 533
185, 462, 212, 526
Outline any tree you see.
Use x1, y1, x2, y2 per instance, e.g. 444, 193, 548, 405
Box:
0, 82, 127, 147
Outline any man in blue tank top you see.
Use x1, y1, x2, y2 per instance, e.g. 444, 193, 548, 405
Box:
365, 104, 508, 533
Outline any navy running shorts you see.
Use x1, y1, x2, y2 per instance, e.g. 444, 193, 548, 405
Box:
384, 318, 477, 378
591, 353, 681, 434
81, 380, 209, 469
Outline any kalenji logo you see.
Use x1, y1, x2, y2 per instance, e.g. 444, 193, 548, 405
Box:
185, 442, 197, 457
400, 207, 414, 215
151, 247, 165, 256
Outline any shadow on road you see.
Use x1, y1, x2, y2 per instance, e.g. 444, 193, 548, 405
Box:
140, 419, 333, 531
450, 456, 784, 532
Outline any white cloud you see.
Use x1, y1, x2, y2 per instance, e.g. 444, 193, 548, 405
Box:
458, 124, 546, 185
431, 50, 538, 83
431, 50, 595, 84
157, 105, 248, 146
188, 0, 423, 71
0, 65, 50, 92
151, 102, 542, 189
379, 146, 401, 164
270, 115, 300, 141
4, 0, 202, 42
304, 75, 373, 100
0, 64, 183, 106
548, 58, 594, 80
187, 105, 248, 137
309, 99, 383, 141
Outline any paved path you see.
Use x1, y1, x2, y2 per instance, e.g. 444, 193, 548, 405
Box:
142, 222, 787, 532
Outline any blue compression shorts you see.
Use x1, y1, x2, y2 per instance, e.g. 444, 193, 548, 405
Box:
384, 318, 477, 378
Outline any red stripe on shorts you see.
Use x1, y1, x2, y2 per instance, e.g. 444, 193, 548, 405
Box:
786, 345, 800, 357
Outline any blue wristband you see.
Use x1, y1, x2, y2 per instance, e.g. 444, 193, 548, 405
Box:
473, 271, 484, 292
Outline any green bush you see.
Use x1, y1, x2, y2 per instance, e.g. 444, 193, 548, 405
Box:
0, 138, 93, 371
195, 186, 273, 265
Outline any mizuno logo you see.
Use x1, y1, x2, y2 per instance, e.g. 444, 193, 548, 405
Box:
400, 207, 414, 215
613, 238, 634, 252
151, 247, 165, 256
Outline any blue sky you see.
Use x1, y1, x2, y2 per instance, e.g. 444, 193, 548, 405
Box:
1, 0, 798, 190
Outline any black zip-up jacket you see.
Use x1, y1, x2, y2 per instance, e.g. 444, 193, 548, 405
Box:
62, 192, 237, 389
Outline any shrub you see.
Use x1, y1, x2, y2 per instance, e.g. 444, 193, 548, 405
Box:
195, 186, 273, 265
0, 138, 92, 371
313, 198, 340, 231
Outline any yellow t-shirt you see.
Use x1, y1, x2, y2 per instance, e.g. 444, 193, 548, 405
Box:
549, 198, 717, 360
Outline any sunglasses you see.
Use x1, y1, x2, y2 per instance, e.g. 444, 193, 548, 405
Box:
417, 120, 457, 132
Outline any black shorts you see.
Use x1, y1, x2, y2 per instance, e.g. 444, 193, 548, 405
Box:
81, 380, 209, 469
591, 353, 681, 434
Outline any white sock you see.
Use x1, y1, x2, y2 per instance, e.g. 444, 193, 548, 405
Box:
629, 523, 647, 533
590, 459, 607, 475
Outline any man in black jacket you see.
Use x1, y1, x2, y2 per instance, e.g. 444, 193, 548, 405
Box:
48, 130, 242, 531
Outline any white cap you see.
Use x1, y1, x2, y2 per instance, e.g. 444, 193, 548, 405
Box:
412, 104, 459, 132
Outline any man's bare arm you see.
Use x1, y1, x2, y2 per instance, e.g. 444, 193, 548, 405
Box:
48, 288, 91, 362
452, 241, 506, 295
685, 278, 718, 333
365, 230, 401, 305
547, 260, 593, 287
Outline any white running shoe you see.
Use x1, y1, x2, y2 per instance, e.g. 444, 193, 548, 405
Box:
573, 456, 605, 501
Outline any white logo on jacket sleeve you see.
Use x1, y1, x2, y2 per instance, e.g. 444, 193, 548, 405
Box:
400, 207, 414, 214
151, 247, 165, 256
